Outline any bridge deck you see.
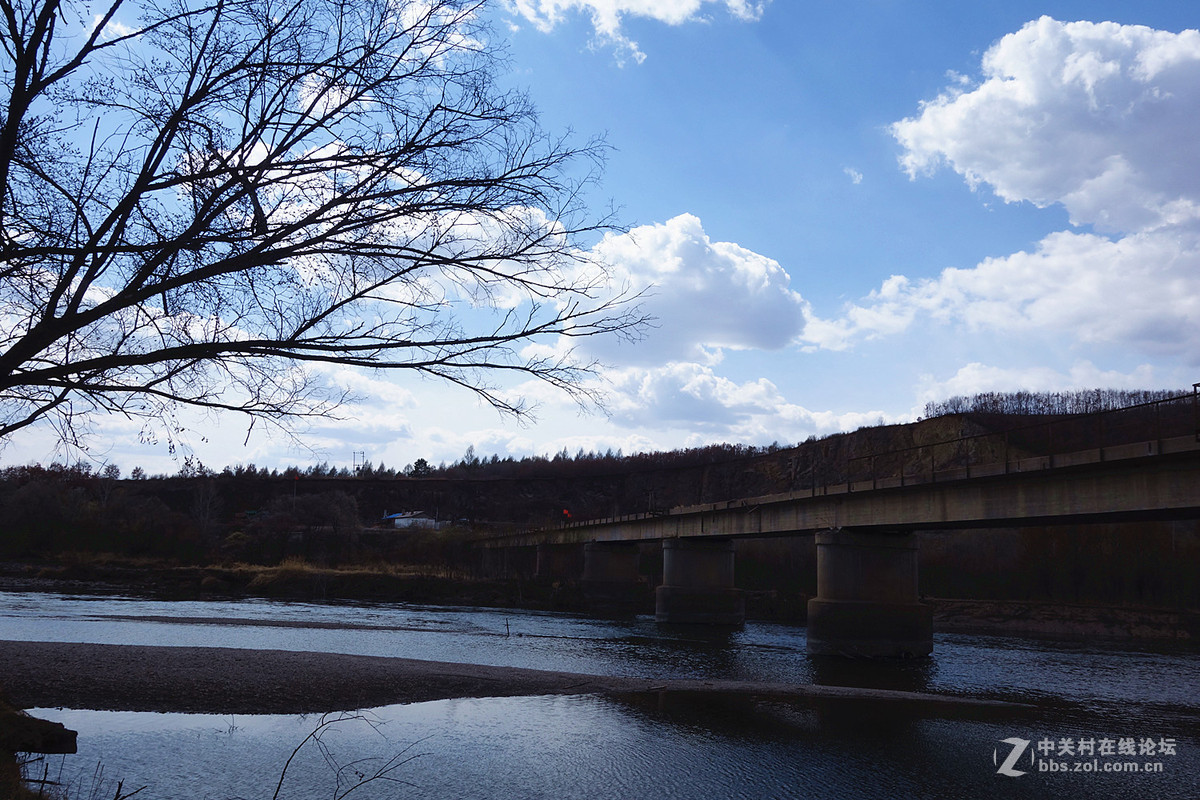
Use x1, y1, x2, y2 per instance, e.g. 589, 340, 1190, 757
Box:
482, 435, 1200, 547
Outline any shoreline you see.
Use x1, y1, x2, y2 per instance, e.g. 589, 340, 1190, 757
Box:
0, 640, 1039, 720
2, 564, 1197, 643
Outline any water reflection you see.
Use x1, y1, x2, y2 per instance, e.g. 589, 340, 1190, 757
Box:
7, 589, 1200, 799
808, 653, 937, 694
613, 690, 924, 741
4, 591, 1200, 712
33, 695, 1200, 800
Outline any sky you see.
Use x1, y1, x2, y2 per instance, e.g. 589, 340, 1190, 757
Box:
7, 0, 1200, 474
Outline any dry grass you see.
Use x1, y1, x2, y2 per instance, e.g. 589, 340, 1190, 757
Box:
12, 548, 534, 607
236, 557, 472, 588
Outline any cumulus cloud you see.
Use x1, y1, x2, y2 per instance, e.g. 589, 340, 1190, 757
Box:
589, 213, 808, 365
605, 362, 784, 429
892, 16, 1200, 233
601, 362, 902, 443
807, 18, 1200, 364
805, 227, 1200, 361
505, 0, 768, 63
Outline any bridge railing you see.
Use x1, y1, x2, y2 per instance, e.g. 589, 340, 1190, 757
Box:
843, 387, 1199, 491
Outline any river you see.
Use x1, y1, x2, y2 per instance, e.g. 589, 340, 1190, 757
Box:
3, 591, 1197, 799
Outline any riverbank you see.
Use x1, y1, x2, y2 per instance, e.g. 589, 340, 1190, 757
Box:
2, 559, 1196, 642
0, 640, 624, 714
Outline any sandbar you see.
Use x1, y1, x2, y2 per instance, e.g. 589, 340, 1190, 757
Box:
0, 640, 1039, 720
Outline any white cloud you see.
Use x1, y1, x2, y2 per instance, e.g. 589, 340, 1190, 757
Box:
93, 14, 139, 40
801, 18, 1200, 364
505, 0, 769, 63
844, 167, 863, 185
805, 227, 1200, 361
589, 213, 808, 365
605, 362, 783, 429
892, 16, 1200, 233
600, 362, 901, 443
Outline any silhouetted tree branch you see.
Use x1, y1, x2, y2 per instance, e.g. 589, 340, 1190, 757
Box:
0, 0, 643, 448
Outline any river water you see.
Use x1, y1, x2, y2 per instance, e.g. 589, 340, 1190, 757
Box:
3, 591, 1197, 799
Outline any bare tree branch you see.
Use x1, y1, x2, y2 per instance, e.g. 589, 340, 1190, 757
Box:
0, 0, 646, 448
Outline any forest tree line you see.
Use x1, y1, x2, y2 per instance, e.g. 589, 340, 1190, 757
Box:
922, 387, 1187, 418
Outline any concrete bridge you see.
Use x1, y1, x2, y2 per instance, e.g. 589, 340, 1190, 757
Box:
479, 425, 1200, 658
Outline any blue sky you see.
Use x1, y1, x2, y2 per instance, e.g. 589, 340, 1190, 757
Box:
7, 0, 1200, 473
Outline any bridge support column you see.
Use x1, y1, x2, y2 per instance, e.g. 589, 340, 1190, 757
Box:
655, 538, 744, 626
807, 529, 932, 658
536, 543, 584, 580
478, 545, 537, 579
581, 541, 644, 615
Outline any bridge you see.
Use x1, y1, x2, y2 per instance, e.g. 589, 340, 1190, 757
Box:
479, 393, 1200, 657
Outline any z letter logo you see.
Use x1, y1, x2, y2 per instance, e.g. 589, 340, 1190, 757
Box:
994, 738, 1031, 777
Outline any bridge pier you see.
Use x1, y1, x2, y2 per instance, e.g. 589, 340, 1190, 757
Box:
807, 529, 932, 658
581, 541, 644, 615
479, 544, 537, 579
535, 542, 584, 580
655, 537, 745, 626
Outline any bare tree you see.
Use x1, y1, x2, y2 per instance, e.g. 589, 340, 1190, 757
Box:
0, 0, 642, 449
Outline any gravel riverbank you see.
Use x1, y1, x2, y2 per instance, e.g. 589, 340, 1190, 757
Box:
0, 640, 1037, 719
0, 640, 634, 714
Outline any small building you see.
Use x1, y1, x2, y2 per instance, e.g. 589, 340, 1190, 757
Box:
381, 511, 445, 530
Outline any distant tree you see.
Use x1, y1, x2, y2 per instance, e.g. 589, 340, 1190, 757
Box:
176, 456, 212, 477
458, 445, 480, 470
923, 388, 1187, 419
0, 0, 644, 450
